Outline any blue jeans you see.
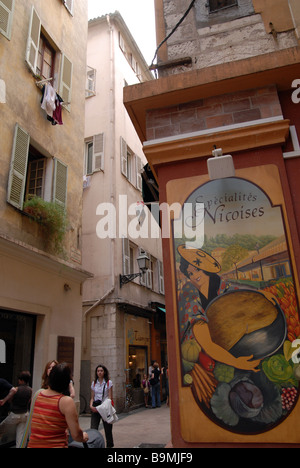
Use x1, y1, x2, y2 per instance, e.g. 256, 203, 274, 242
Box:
151, 382, 161, 408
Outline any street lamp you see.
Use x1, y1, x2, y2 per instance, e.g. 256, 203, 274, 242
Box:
119, 252, 150, 288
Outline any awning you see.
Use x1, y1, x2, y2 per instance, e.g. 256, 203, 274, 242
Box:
150, 302, 166, 314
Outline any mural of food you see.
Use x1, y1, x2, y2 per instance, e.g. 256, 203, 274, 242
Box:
175, 176, 300, 434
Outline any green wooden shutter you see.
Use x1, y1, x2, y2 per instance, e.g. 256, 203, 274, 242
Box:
25, 6, 41, 74
93, 133, 104, 171
7, 124, 30, 209
0, 0, 15, 40
59, 54, 73, 110
53, 159, 68, 208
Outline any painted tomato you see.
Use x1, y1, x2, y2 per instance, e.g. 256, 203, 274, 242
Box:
199, 352, 215, 372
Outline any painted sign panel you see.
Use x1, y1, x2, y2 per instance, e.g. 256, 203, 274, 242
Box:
171, 167, 300, 440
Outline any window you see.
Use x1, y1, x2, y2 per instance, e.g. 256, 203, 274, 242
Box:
209, 0, 238, 12
119, 31, 142, 81
37, 35, 55, 81
86, 66, 96, 98
0, 0, 15, 40
122, 239, 141, 282
119, 32, 126, 54
25, 6, 73, 108
120, 137, 143, 191
85, 134, 104, 175
26, 152, 46, 199
7, 124, 68, 210
86, 142, 93, 176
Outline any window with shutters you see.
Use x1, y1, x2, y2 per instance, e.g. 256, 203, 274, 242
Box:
25, 6, 73, 109
37, 34, 55, 81
86, 66, 96, 98
7, 124, 68, 211
85, 134, 104, 175
25, 149, 46, 199
120, 137, 143, 191
0, 0, 15, 40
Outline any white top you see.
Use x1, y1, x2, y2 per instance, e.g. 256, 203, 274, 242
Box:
91, 379, 113, 402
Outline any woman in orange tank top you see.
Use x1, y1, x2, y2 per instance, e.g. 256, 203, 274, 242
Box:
28, 363, 88, 448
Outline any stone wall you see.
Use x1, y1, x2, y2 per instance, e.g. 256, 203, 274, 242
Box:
146, 85, 282, 140
159, 0, 298, 75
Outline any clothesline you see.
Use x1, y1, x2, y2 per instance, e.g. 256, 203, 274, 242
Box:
40, 81, 63, 126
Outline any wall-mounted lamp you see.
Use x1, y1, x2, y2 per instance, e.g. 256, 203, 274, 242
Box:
207, 147, 235, 180
64, 283, 71, 292
119, 252, 150, 288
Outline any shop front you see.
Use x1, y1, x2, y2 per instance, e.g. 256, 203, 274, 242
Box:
125, 314, 151, 409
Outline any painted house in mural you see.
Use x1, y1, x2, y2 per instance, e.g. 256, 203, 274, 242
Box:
124, 0, 300, 447
81, 12, 166, 412
0, 1, 90, 445
222, 235, 292, 284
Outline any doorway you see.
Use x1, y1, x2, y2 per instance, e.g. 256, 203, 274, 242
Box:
0, 310, 36, 385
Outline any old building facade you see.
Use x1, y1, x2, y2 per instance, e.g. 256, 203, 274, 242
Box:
0, 0, 90, 436
81, 12, 166, 412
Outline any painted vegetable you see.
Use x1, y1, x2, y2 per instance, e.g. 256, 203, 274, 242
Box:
181, 339, 201, 363
264, 281, 300, 342
182, 359, 194, 373
191, 363, 217, 408
199, 351, 215, 372
214, 362, 235, 383
262, 354, 295, 385
229, 381, 264, 418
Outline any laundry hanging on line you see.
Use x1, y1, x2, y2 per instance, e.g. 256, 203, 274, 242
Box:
41, 82, 64, 126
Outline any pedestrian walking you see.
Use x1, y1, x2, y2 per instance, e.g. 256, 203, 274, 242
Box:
150, 361, 161, 408
90, 364, 114, 448
0, 371, 32, 448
